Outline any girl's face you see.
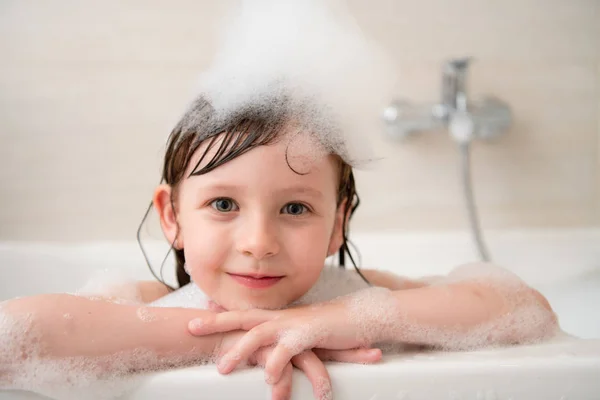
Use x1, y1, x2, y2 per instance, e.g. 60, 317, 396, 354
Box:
155, 134, 345, 310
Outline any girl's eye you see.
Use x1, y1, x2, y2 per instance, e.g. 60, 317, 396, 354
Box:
282, 202, 308, 216
210, 198, 238, 213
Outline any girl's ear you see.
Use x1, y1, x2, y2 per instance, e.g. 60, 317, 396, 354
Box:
327, 199, 348, 257
153, 184, 182, 249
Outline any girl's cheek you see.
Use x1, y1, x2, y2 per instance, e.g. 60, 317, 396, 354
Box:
289, 230, 330, 266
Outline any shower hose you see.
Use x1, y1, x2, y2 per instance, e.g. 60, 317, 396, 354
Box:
459, 142, 491, 262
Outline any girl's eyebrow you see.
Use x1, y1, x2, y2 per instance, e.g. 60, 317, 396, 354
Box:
277, 186, 324, 199
197, 184, 323, 199
198, 184, 244, 192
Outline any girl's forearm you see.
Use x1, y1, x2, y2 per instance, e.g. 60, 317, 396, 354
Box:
381, 282, 558, 349
1, 294, 222, 370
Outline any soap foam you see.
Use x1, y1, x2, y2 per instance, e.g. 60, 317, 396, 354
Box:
281, 127, 331, 174
135, 307, 158, 323
0, 304, 134, 399
75, 268, 142, 305
345, 286, 399, 346
3, 347, 216, 400
278, 323, 331, 354
315, 376, 333, 400
292, 265, 370, 306
270, 264, 557, 355
192, 0, 397, 167
0, 305, 40, 368
0, 302, 216, 400
342, 263, 559, 352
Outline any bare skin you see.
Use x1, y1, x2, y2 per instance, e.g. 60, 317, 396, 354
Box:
0, 281, 380, 400
189, 265, 558, 385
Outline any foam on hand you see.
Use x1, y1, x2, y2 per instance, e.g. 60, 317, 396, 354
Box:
272, 263, 557, 356
194, 0, 397, 166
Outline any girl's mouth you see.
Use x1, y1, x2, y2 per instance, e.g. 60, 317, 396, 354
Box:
227, 273, 284, 289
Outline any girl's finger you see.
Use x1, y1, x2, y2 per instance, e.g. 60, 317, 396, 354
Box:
270, 362, 294, 400
207, 300, 228, 313
313, 348, 382, 364
290, 351, 332, 400
265, 343, 301, 384
188, 309, 275, 335
252, 347, 293, 400
218, 324, 279, 374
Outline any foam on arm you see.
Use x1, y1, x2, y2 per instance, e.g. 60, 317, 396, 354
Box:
0, 294, 221, 399
346, 263, 559, 351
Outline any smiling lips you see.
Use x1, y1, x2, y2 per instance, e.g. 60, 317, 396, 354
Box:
227, 273, 284, 289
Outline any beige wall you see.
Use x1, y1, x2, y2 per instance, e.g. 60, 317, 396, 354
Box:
0, 0, 598, 241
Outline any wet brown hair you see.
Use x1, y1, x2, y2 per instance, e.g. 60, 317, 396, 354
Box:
137, 96, 367, 289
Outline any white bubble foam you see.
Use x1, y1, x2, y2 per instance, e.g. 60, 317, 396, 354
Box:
0, 302, 216, 400
345, 286, 398, 346
442, 262, 525, 286
292, 266, 370, 306
315, 375, 333, 400
195, 0, 397, 166
75, 269, 142, 305
218, 351, 242, 369
3, 345, 214, 400
282, 127, 331, 173
342, 263, 559, 352
0, 304, 131, 399
0, 305, 38, 366
258, 263, 557, 354
278, 323, 331, 354
135, 307, 158, 323
5, 356, 143, 400
149, 282, 208, 309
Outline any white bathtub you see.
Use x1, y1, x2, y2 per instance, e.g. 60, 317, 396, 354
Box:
1, 229, 600, 399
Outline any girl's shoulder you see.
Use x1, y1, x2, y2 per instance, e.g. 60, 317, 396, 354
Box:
136, 281, 171, 303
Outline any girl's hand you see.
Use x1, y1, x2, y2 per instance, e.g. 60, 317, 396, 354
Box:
217, 330, 381, 400
194, 294, 389, 386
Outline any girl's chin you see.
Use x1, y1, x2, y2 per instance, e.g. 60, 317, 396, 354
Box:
217, 297, 290, 311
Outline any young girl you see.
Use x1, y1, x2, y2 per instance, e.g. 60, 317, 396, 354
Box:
0, 95, 558, 400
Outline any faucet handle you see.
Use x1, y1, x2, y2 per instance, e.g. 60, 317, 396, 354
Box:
383, 57, 511, 142
441, 57, 473, 114
382, 99, 441, 139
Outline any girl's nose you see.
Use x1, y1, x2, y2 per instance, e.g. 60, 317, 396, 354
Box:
236, 216, 280, 260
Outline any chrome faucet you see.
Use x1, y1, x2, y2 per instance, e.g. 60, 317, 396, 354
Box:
382, 57, 512, 141
440, 57, 470, 115
382, 57, 513, 263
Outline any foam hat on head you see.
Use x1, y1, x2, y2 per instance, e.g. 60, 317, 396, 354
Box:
188, 0, 397, 167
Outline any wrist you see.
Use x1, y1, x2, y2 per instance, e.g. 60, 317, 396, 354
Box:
374, 290, 404, 343
346, 287, 401, 344
213, 330, 245, 359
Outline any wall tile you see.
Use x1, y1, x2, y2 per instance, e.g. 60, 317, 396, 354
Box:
0, 0, 598, 240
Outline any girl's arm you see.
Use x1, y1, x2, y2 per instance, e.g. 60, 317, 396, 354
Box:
1, 291, 377, 400
190, 263, 559, 380
1, 293, 221, 368
371, 276, 556, 347
360, 266, 555, 345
